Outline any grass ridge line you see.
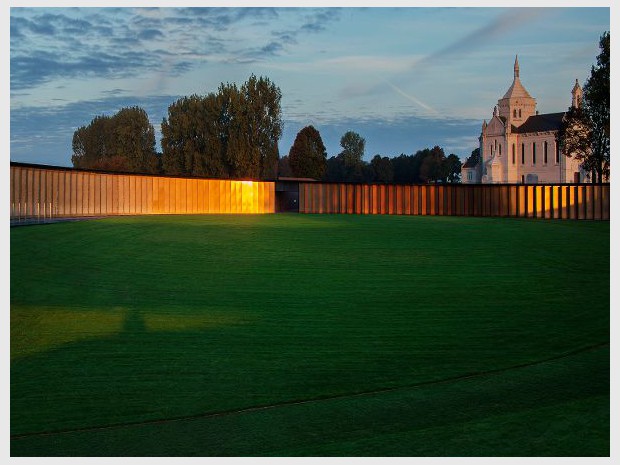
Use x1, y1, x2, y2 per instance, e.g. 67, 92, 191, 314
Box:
11, 341, 609, 441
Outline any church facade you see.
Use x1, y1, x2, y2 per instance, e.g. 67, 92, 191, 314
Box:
462, 56, 587, 184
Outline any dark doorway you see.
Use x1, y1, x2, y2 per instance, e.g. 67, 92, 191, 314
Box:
275, 180, 300, 212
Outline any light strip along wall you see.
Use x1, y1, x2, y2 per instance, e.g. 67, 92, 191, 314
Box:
10, 164, 275, 218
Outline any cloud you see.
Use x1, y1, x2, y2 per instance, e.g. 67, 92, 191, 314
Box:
10, 49, 162, 90
10, 7, 343, 90
138, 28, 164, 41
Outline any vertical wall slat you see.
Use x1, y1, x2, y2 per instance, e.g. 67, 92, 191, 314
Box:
601, 185, 609, 220
543, 186, 551, 219
594, 185, 602, 220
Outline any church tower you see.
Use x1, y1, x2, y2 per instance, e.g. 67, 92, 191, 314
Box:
497, 55, 537, 128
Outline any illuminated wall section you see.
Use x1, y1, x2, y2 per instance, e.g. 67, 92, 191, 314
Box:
297, 181, 609, 220
10, 164, 275, 218
9, 164, 609, 220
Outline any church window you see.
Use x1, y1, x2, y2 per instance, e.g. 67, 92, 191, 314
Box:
499, 144, 502, 156
512, 144, 516, 164
532, 143, 536, 164
521, 143, 525, 164
513, 109, 517, 118
544, 141, 548, 164
519, 109, 522, 118
467, 171, 472, 181
555, 142, 560, 164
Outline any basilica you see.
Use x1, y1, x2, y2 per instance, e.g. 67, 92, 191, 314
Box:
462, 56, 587, 184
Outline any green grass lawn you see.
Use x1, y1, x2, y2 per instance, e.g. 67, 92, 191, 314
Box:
10, 214, 610, 456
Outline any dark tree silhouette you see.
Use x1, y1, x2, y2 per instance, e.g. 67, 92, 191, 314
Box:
288, 125, 327, 180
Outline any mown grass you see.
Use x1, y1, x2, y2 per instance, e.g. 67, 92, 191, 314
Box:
10, 214, 609, 456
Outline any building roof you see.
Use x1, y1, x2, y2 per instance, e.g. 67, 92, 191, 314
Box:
502, 55, 534, 100
502, 77, 534, 100
276, 176, 317, 182
514, 112, 565, 134
462, 151, 481, 168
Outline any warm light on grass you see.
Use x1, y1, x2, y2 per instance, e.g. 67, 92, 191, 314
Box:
10, 306, 127, 360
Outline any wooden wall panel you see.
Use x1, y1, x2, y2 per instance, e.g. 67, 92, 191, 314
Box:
24, 169, 32, 217
17, 168, 25, 216
268, 182, 275, 213
10, 165, 608, 220
585, 185, 594, 219
601, 185, 609, 220
54, 171, 63, 216
10, 166, 16, 215
562, 186, 570, 219
104, 175, 112, 215
92, 174, 99, 215
116, 175, 124, 214
412, 185, 419, 216
38, 169, 45, 214
593, 184, 602, 220
206, 180, 214, 214
543, 186, 551, 219
551, 186, 559, 219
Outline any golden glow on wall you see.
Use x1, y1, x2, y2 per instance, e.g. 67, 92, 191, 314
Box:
10, 165, 275, 218
9, 164, 609, 220
299, 182, 609, 220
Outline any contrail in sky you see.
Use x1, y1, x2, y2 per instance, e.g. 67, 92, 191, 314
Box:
382, 8, 553, 109
384, 80, 437, 114
412, 8, 552, 71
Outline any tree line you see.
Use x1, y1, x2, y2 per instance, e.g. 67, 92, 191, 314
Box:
280, 127, 462, 183
72, 32, 609, 183
71, 84, 463, 183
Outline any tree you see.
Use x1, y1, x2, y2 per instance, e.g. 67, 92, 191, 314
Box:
241, 75, 282, 179
419, 146, 446, 183
443, 154, 462, 183
161, 75, 282, 179
582, 31, 610, 182
339, 131, 365, 165
72, 115, 113, 169
161, 94, 227, 177
288, 125, 327, 179
324, 155, 345, 182
112, 107, 158, 173
558, 105, 592, 178
277, 155, 293, 177
391, 154, 417, 184
72, 106, 158, 173
339, 131, 366, 182
371, 155, 394, 183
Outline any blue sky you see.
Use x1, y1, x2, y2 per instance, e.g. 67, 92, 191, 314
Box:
8, 5, 611, 167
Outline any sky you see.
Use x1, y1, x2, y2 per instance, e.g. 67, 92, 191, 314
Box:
7, 4, 611, 167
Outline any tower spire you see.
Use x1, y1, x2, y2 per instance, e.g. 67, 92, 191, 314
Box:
514, 55, 520, 78
571, 78, 582, 109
